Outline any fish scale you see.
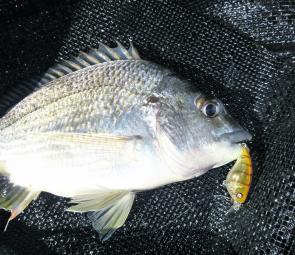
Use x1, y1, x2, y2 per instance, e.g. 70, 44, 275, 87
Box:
0, 61, 163, 132
0, 79, 153, 139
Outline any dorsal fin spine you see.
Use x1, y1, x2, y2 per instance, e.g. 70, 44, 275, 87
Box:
73, 57, 90, 68
98, 42, 121, 60
48, 68, 64, 77
114, 40, 132, 59
55, 63, 73, 74
129, 41, 140, 59
62, 60, 81, 70
46, 73, 56, 79
90, 49, 111, 62
79, 51, 100, 64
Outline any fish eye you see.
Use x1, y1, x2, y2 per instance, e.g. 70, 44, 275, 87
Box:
194, 97, 222, 118
201, 100, 220, 118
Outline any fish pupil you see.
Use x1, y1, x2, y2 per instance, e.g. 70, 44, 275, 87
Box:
205, 103, 217, 117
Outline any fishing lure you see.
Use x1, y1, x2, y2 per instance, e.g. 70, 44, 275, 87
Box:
224, 144, 253, 210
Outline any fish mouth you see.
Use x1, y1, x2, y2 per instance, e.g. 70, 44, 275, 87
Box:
219, 130, 252, 144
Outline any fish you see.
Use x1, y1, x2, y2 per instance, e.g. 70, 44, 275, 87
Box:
224, 144, 253, 210
0, 40, 252, 241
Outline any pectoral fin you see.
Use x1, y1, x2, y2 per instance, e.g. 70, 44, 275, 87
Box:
68, 191, 135, 241
43, 132, 142, 155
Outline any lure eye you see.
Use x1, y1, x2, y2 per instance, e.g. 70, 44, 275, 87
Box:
236, 193, 243, 199
201, 101, 220, 118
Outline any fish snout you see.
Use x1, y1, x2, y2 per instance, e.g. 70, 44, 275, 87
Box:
219, 129, 252, 144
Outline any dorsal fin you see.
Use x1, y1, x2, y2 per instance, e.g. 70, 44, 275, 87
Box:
0, 41, 141, 114
38, 40, 141, 87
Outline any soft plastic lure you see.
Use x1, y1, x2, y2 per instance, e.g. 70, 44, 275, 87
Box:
224, 144, 253, 209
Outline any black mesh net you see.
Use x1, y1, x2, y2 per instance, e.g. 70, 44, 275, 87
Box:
0, 0, 294, 254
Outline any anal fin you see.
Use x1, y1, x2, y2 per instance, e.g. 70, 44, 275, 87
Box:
68, 191, 135, 241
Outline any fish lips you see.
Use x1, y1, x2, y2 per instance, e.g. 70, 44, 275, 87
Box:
219, 129, 252, 144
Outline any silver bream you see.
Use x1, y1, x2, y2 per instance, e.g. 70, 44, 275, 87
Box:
0, 41, 251, 240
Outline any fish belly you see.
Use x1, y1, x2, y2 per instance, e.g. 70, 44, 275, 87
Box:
2, 141, 178, 198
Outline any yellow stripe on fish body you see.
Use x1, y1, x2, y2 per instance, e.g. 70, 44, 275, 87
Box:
225, 144, 253, 204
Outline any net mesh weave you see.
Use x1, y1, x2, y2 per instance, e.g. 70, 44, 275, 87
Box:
0, 0, 294, 254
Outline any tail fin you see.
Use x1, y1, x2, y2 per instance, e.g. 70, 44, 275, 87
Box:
0, 161, 40, 230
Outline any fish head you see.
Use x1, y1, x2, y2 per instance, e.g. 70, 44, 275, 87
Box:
155, 74, 252, 179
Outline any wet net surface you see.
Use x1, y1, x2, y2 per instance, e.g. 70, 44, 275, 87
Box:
0, 0, 294, 254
